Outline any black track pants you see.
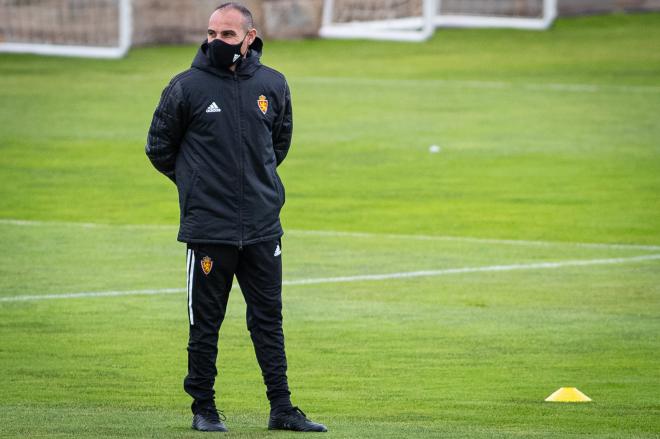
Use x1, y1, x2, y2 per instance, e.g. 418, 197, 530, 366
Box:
182, 239, 291, 413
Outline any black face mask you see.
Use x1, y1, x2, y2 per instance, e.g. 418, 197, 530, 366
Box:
207, 33, 248, 69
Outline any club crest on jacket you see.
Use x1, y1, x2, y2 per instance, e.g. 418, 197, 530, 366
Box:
200, 256, 213, 275
257, 95, 268, 114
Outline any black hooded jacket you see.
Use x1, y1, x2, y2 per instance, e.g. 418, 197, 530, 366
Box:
146, 38, 292, 246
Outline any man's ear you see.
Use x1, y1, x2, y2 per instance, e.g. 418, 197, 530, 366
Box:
247, 28, 257, 45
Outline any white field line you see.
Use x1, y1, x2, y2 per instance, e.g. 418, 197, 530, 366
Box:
287, 229, 660, 252
1, 218, 659, 251
292, 77, 660, 94
2, 254, 659, 303
0, 218, 175, 230
284, 254, 660, 285
0, 288, 184, 302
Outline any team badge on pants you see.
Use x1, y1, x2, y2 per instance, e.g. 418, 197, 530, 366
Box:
200, 256, 213, 275
257, 95, 268, 115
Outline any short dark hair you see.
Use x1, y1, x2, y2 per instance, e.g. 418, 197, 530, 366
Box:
215, 3, 254, 30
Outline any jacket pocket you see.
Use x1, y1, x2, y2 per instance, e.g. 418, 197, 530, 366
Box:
181, 169, 200, 215
271, 168, 285, 206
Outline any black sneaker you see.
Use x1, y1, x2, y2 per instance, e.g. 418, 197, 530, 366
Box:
268, 406, 327, 432
192, 407, 228, 432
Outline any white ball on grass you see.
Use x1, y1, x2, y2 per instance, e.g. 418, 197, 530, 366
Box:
429, 145, 441, 153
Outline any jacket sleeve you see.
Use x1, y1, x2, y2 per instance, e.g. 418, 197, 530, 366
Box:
272, 81, 292, 167
145, 80, 187, 183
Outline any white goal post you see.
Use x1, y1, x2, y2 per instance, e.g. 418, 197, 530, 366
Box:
0, 0, 132, 58
320, 0, 558, 42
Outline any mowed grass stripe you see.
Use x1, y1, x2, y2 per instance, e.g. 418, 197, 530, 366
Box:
2, 218, 659, 251
293, 76, 660, 94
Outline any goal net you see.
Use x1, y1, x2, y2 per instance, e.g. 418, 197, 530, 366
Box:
320, 0, 558, 42
0, 0, 132, 58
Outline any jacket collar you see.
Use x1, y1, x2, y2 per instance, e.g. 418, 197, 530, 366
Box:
192, 37, 263, 78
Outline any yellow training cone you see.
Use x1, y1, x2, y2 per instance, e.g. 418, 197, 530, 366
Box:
545, 387, 592, 402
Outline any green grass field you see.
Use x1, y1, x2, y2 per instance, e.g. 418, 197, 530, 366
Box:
1, 13, 659, 438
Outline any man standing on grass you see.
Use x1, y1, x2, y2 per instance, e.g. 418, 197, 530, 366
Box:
145, 2, 326, 433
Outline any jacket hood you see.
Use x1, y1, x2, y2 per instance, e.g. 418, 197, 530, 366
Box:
192, 36, 264, 78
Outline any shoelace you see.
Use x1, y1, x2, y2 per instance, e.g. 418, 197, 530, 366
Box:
201, 408, 226, 423
290, 406, 308, 420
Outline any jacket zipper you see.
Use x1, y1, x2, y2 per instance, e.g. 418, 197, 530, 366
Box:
234, 71, 244, 250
